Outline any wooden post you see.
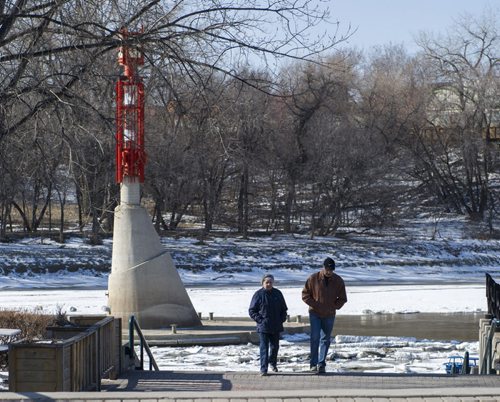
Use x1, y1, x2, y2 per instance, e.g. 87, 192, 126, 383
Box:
95, 330, 101, 391
8, 345, 17, 391
111, 318, 121, 378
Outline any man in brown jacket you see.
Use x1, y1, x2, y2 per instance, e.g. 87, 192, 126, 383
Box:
302, 257, 347, 373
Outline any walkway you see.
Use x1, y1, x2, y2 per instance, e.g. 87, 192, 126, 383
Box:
2, 371, 500, 400
101, 370, 500, 392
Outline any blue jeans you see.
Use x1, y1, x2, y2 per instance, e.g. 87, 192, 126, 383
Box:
259, 332, 280, 373
309, 313, 335, 367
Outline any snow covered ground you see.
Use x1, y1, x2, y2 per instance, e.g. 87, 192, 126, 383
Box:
1, 218, 499, 386
0, 283, 486, 317
1, 217, 500, 290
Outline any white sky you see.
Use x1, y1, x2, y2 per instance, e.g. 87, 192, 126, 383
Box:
321, 0, 499, 54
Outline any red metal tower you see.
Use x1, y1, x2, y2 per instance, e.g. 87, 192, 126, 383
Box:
115, 28, 146, 183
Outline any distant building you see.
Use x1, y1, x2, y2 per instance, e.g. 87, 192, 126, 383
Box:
425, 82, 500, 142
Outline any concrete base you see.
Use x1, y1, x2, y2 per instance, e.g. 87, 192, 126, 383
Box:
108, 203, 201, 329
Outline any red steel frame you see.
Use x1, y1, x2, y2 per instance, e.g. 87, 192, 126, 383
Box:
115, 29, 146, 183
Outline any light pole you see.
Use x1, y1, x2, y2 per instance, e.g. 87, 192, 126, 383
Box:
108, 29, 201, 329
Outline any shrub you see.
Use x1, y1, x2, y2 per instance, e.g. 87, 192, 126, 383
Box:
0, 308, 57, 369
0, 309, 54, 343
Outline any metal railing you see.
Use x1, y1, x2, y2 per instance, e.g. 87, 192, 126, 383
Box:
486, 273, 500, 320
128, 315, 159, 371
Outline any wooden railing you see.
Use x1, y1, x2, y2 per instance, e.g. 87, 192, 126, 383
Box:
69, 316, 120, 391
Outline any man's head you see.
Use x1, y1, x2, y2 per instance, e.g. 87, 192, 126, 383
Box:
323, 257, 335, 277
261, 274, 274, 290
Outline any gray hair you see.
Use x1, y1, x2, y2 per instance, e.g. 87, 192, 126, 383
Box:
261, 274, 275, 284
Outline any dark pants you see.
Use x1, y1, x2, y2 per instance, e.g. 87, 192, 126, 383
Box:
259, 332, 280, 373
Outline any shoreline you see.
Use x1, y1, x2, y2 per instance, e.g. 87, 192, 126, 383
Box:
0, 279, 486, 291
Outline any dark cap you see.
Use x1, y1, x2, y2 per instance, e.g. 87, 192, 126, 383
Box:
323, 257, 335, 270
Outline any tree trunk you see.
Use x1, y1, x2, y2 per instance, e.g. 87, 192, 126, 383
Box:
237, 165, 249, 238
11, 201, 31, 233
284, 180, 295, 233
59, 200, 65, 243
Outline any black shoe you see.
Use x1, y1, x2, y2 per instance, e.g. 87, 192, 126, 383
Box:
309, 365, 318, 373
318, 365, 326, 374
271, 365, 278, 372
260, 371, 268, 376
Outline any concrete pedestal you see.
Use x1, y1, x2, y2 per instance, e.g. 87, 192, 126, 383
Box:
108, 181, 201, 328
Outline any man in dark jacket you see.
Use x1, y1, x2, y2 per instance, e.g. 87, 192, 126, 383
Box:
249, 274, 288, 376
302, 257, 347, 373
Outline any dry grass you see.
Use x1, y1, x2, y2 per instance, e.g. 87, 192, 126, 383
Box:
0, 307, 74, 369
7, 204, 83, 230
0, 309, 55, 343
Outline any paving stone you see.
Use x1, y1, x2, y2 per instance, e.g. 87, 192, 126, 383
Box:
383, 398, 408, 402
4, 370, 500, 401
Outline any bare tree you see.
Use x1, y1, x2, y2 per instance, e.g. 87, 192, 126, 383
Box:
0, 0, 350, 237
218, 71, 272, 237
144, 72, 201, 231
415, 12, 500, 226
357, 45, 430, 222
267, 53, 358, 233
0, 0, 349, 142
